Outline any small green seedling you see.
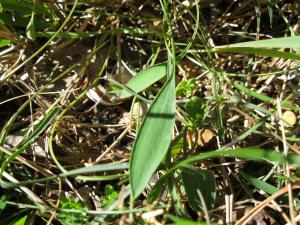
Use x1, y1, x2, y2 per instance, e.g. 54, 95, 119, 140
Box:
58, 197, 89, 225
184, 96, 204, 127
101, 184, 119, 207
176, 78, 197, 97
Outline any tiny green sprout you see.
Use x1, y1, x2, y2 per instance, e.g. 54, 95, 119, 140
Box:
58, 197, 89, 225
184, 96, 204, 127
170, 137, 184, 157
0, 195, 7, 211
107, 84, 123, 100
108, 84, 122, 94
275, 175, 295, 186
26, 12, 36, 40
101, 184, 119, 207
176, 78, 197, 97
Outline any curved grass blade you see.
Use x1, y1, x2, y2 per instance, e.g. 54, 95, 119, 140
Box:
0, 162, 128, 188
233, 82, 273, 102
18, 106, 60, 148
233, 83, 297, 111
26, 11, 36, 40
119, 63, 167, 99
215, 47, 300, 60
214, 36, 300, 60
175, 148, 300, 174
240, 171, 278, 195
0, 106, 60, 177
61, 163, 128, 177
129, 67, 175, 199
146, 148, 300, 203
218, 36, 300, 48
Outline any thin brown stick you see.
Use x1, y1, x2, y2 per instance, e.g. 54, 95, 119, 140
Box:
92, 127, 130, 164
235, 182, 300, 225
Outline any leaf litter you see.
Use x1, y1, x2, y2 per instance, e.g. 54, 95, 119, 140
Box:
0, 1, 300, 224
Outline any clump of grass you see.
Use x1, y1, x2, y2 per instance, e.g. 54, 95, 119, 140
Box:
0, 0, 300, 224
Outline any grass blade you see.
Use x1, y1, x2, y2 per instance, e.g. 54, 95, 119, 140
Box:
218, 36, 300, 48
0, 106, 60, 177
176, 148, 300, 171
215, 47, 300, 60
60, 163, 128, 177
214, 36, 300, 60
233, 82, 273, 102
240, 171, 278, 195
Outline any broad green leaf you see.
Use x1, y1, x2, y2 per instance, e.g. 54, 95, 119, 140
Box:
58, 197, 88, 225
120, 63, 167, 98
220, 36, 300, 48
215, 36, 300, 60
267, 0, 273, 26
130, 69, 175, 199
170, 136, 184, 157
181, 167, 216, 210
26, 11, 36, 40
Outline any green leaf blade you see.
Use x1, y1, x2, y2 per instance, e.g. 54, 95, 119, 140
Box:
240, 171, 278, 195
120, 63, 167, 99
130, 74, 175, 199
215, 47, 300, 60
26, 11, 36, 40
0, 39, 11, 48
223, 36, 300, 48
